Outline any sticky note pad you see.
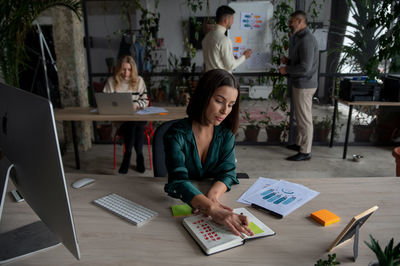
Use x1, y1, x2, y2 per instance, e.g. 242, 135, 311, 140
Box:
310, 209, 340, 226
235, 36, 242, 43
248, 222, 264, 235
159, 112, 168, 115
171, 204, 192, 217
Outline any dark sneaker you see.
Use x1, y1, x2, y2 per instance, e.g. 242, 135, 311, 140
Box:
286, 152, 311, 161
118, 152, 132, 174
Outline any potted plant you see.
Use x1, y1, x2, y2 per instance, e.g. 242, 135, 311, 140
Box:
241, 110, 265, 142
261, 112, 286, 144
314, 253, 340, 266
365, 234, 400, 266
266, 122, 285, 143
181, 21, 196, 71
0, 1, 81, 87
313, 115, 332, 143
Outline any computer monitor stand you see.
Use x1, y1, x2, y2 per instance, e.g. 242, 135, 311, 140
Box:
0, 156, 61, 264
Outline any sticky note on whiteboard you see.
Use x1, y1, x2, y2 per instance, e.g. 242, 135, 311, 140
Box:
235, 36, 242, 43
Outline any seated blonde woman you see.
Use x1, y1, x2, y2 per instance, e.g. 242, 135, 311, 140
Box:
103, 55, 149, 174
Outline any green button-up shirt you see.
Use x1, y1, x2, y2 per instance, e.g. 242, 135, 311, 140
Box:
164, 118, 239, 204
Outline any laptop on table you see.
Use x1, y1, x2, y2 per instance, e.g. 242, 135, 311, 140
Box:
95, 93, 135, 115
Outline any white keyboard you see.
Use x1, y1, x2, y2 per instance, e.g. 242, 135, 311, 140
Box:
94, 194, 158, 227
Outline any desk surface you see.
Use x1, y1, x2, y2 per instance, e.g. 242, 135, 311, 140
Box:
54, 106, 187, 121
2, 175, 400, 266
337, 98, 400, 106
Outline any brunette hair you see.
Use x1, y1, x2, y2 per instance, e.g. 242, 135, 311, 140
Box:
216, 5, 235, 23
186, 69, 240, 134
113, 55, 139, 91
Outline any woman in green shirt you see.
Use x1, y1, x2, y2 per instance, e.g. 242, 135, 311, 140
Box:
164, 69, 253, 237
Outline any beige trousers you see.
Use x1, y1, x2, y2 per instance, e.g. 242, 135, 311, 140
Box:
292, 87, 317, 154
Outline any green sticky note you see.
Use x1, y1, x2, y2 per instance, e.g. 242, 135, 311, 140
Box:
248, 222, 264, 235
171, 204, 192, 217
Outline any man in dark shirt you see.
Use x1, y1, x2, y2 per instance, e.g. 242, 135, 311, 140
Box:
279, 10, 319, 161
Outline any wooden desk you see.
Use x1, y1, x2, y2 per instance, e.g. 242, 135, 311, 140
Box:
329, 98, 400, 159
54, 107, 187, 169
2, 174, 400, 265
54, 106, 187, 121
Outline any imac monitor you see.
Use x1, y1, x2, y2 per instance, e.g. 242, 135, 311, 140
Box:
0, 83, 80, 262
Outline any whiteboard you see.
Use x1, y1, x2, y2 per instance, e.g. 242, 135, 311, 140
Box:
228, 1, 274, 73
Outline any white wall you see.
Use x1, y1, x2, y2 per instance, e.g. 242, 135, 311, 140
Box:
156, 0, 227, 70
86, 1, 135, 76
83, 0, 330, 78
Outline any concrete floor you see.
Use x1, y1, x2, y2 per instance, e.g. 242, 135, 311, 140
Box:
62, 143, 397, 179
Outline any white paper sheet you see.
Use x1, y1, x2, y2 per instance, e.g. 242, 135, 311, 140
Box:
136, 106, 168, 115
237, 177, 278, 204
246, 180, 319, 217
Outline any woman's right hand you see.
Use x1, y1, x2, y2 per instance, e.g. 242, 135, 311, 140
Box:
208, 205, 254, 237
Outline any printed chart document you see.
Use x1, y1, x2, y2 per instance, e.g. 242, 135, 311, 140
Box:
246, 180, 319, 217
182, 208, 275, 255
237, 177, 278, 204
136, 106, 168, 115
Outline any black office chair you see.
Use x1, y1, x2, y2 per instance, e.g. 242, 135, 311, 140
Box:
152, 119, 182, 177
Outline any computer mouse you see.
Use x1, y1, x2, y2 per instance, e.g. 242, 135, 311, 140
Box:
72, 178, 95, 189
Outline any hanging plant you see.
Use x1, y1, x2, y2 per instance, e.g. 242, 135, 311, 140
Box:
0, 0, 82, 87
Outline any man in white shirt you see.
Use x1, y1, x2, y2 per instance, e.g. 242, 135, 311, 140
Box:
202, 5, 252, 73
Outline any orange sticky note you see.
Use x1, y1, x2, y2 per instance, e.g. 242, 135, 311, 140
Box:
311, 209, 340, 226
159, 112, 168, 115
235, 36, 242, 43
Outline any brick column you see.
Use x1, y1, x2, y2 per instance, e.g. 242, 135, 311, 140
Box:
52, 7, 92, 152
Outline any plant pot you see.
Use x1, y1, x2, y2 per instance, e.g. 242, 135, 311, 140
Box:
314, 127, 331, 142
244, 127, 260, 142
266, 126, 282, 143
353, 124, 373, 142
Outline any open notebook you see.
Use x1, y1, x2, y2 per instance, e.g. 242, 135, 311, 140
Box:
182, 208, 275, 255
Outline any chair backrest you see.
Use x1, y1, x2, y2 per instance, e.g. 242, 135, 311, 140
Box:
152, 119, 182, 177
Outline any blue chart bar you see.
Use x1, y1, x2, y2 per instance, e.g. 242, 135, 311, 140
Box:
261, 189, 274, 196
274, 196, 287, 204
268, 194, 280, 202
262, 192, 275, 200
282, 197, 296, 205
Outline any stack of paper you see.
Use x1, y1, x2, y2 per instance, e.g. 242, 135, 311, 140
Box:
237, 177, 319, 217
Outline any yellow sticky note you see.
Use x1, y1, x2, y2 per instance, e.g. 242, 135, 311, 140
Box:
248, 222, 264, 235
171, 204, 192, 217
235, 36, 242, 43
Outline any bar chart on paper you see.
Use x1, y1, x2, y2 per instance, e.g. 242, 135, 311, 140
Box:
247, 180, 319, 217
260, 188, 297, 205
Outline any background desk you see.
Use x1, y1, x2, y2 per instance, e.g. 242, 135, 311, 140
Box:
329, 99, 400, 159
2, 174, 400, 265
54, 107, 187, 169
